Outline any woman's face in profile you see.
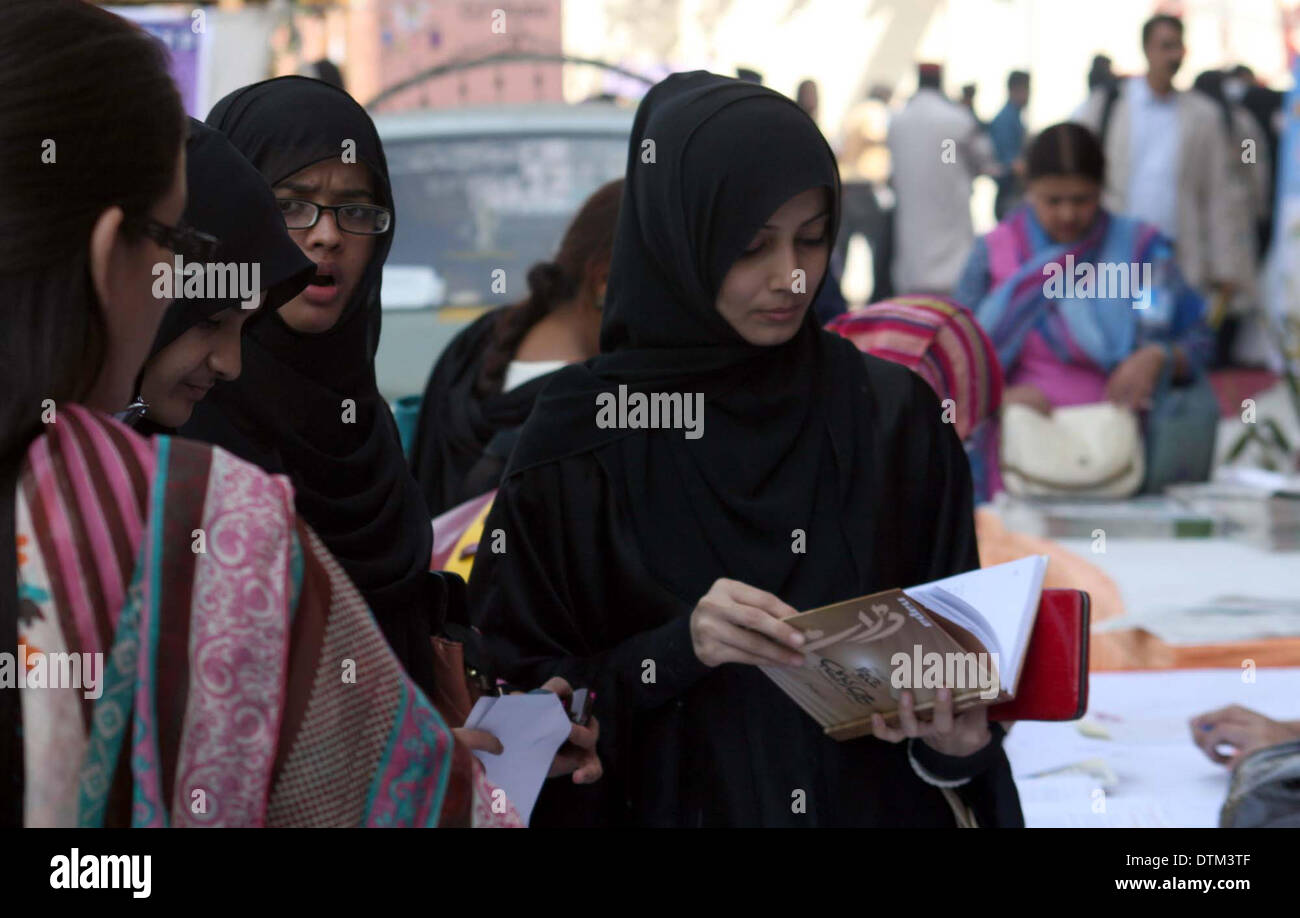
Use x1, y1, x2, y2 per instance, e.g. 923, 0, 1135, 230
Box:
714, 187, 830, 347
1027, 174, 1101, 245
87, 144, 187, 413
139, 299, 261, 428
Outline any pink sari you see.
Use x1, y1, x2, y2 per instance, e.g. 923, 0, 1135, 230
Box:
16, 404, 519, 827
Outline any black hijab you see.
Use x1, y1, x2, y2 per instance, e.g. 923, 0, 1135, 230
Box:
505, 71, 880, 607
408, 309, 556, 517
183, 77, 445, 691
132, 119, 314, 435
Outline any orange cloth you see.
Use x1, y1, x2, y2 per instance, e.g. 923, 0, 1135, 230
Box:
975, 507, 1300, 671
975, 506, 1125, 622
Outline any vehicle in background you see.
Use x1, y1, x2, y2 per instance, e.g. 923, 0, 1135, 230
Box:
372, 101, 632, 399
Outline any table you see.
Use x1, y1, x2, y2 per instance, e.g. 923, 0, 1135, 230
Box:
1004, 667, 1300, 827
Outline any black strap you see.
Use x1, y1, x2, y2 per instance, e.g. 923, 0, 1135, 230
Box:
1097, 82, 1121, 148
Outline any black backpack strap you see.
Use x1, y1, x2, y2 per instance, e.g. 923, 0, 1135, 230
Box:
1098, 81, 1121, 148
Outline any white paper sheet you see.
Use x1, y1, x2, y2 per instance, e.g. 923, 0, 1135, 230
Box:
905, 554, 1048, 687
1004, 668, 1300, 827
463, 693, 573, 825
1015, 774, 1174, 827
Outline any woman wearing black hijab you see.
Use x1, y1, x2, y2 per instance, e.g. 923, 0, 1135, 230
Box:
468, 72, 1023, 827
128, 119, 315, 434
181, 77, 449, 697
410, 178, 622, 517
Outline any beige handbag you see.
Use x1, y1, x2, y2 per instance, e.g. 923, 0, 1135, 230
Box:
1000, 401, 1144, 498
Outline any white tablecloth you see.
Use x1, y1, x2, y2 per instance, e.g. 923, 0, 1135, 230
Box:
1004, 668, 1300, 827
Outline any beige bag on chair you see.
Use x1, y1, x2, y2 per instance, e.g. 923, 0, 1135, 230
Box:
1000, 402, 1144, 498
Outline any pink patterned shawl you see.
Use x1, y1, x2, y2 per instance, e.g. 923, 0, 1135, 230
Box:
16, 404, 519, 827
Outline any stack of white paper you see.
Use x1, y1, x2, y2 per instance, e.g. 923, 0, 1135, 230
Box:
904, 554, 1049, 692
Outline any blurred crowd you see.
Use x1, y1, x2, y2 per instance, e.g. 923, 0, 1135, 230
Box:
815, 14, 1285, 344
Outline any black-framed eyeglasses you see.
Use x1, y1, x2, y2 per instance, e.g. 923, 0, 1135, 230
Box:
277, 198, 392, 235
133, 217, 221, 262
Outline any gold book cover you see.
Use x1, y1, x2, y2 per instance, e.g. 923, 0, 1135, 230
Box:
760, 588, 1003, 741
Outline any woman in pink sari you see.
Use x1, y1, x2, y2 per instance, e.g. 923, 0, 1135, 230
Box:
0, 0, 548, 827
952, 123, 1213, 500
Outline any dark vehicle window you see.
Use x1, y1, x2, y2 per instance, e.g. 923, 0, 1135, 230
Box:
384, 133, 626, 308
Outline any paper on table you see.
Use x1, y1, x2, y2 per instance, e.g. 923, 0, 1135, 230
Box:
1016, 774, 1172, 828
463, 693, 573, 826
1003, 670, 1300, 827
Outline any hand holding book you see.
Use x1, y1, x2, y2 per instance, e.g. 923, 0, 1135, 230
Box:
688, 577, 806, 668
870, 687, 992, 758
685, 558, 1085, 747
684, 576, 998, 759
759, 556, 1075, 740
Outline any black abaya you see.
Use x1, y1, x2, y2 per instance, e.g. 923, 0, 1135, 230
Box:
466, 71, 1023, 827
472, 354, 1022, 826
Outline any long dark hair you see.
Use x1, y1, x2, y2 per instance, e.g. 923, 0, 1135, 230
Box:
476, 179, 623, 396
0, 0, 185, 826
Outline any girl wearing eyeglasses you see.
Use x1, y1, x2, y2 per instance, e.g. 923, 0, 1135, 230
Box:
183, 77, 602, 814
182, 77, 437, 687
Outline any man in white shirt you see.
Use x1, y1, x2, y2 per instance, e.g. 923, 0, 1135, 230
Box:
887, 63, 998, 295
1075, 14, 1250, 306
1125, 75, 1181, 238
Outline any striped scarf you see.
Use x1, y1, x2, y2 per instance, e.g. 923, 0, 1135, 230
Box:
825, 296, 1003, 441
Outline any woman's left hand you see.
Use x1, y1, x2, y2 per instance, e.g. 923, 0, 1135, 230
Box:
533, 676, 603, 784
870, 688, 992, 758
1105, 345, 1166, 412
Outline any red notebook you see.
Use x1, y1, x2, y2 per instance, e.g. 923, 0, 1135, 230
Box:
989, 589, 1090, 722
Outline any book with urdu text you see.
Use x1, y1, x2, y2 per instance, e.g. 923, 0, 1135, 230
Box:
761, 556, 1050, 740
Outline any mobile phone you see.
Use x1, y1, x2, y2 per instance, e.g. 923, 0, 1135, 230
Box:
568, 688, 594, 726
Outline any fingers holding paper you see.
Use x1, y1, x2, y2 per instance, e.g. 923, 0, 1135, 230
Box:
452, 726, 504, 756
534, 676, 603, 784
548, 716, 602, 784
